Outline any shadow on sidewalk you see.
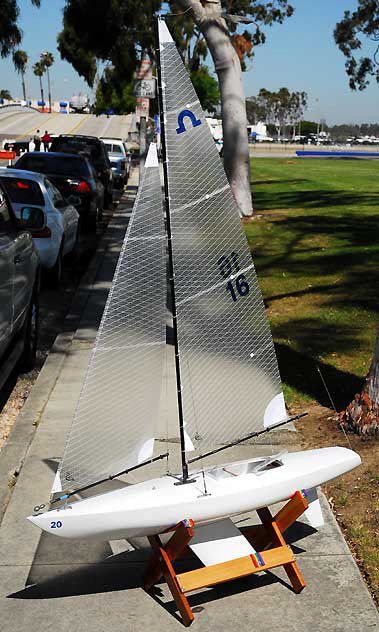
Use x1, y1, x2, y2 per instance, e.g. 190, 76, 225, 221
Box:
8, 517, 314, 613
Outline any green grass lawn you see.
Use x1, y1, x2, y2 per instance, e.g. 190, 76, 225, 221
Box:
245, 157, 379, 410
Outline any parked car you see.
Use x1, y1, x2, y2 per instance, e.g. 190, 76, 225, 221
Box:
49, 135, 114, 208
3, 139, 30, 156
100, 137, 131, 189
0, 169, 79, 287
0, 181, 40, 390
13, 151, 105, 232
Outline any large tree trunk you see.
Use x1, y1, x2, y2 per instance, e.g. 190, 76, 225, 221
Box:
176, 0, 253, 217
339, 326, 379, 435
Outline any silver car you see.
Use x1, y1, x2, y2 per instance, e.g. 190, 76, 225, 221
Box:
0, 182, 40, 390
0, 168, 79, 286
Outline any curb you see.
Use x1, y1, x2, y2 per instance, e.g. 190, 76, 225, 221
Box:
0, 173, 138, 523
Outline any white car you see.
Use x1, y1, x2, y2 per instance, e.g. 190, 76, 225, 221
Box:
0, 168, 79, 286
100, 137, 131, 188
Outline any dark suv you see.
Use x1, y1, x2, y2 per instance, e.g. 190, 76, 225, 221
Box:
0, 182, 40, 390
49, 135, 114, 208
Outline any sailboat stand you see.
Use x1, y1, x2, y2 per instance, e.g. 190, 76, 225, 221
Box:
144, 490, 308, 626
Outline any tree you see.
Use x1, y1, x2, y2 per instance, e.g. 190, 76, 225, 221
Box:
172, 1, 294, 216
190, 66, 219, 113
288, 90, 307, 139
334, 0, 379, 90
0, 1, 40, 58
245, 96, 267, 125
340, 326, 379, 435
93, 66, 136, 114
299, 120, 318, 136
0, 89, 12, 100
254, 87, 307, 140
33, 60, 45, 105
13, 49, 28, 101
40, 51, 54, 112
57, 0, 295, 217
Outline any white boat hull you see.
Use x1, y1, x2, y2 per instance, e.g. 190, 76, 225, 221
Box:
27, 447, 360, 540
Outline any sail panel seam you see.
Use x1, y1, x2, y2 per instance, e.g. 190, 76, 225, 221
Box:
128, 235, 166, 241
164, 99, 199, 115
170, 185, 229, 214
95, 342, 166, 351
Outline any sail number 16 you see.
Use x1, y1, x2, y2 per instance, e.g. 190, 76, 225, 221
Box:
217, 252, 250, 303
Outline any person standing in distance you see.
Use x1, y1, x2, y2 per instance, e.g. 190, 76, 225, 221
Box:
33, 130, 41, 151
41, 130, 51, 152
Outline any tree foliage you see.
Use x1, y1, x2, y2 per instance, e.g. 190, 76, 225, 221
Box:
57, 0, 295, 112
40, 51, 54, 68
58, 0, 160, 88
33, 60, 44, 78
0, 89, 12, 100
190, 66, 219, 113
56, 1, 295, 215
334, 0, 379, 90
13, 49, 28, 100
0, 0, 40, 58
93, 67, 136, 115
245, 96, 266, 124
252, 87, 307, 138
327, 122, 379, 142
33, 60, 45, 103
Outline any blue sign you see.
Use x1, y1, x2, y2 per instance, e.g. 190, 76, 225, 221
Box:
176, 109, 202, 135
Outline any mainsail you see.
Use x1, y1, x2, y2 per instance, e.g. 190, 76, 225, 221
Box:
52, 144, 166, 494
158, 20, 287, 452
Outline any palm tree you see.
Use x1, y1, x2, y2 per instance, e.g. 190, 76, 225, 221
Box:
340, 326, 379, 435
13, 50, 28, 101
33, 61, 45, 106
40, 51, 54, 113
0, 89, 12, 100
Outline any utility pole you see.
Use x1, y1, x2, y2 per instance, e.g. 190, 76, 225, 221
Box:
139, 116, 147, 177
135, 52, 152, 180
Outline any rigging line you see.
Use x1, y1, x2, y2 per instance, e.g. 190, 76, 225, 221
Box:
316, 364, 353, 450
176, 263, 255, 306
50, 452, 170, 505
165, 309, 170, 475
187, 413, 308, 464
162, 6, 192, 17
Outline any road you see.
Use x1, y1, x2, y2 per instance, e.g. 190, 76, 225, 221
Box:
0, 110, 134, 450
0, 111, 133, 144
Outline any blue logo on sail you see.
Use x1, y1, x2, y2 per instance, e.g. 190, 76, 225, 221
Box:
176, 109, 202, 134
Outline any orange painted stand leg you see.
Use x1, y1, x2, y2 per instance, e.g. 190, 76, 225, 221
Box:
143, 493, 308, 626
242, 491, 309, 552
144, 523, 195, 627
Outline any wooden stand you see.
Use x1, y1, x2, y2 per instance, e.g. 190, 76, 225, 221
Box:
143, 491, 308, 626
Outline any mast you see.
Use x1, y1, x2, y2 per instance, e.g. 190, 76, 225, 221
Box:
156, 17, 189, 483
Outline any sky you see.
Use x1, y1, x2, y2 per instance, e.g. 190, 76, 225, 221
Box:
0, 0, 378, 126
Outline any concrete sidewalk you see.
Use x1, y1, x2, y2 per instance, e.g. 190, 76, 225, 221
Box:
0, 169, 378, 631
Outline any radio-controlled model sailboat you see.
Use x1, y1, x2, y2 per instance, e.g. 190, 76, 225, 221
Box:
28, 19, 361, 625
